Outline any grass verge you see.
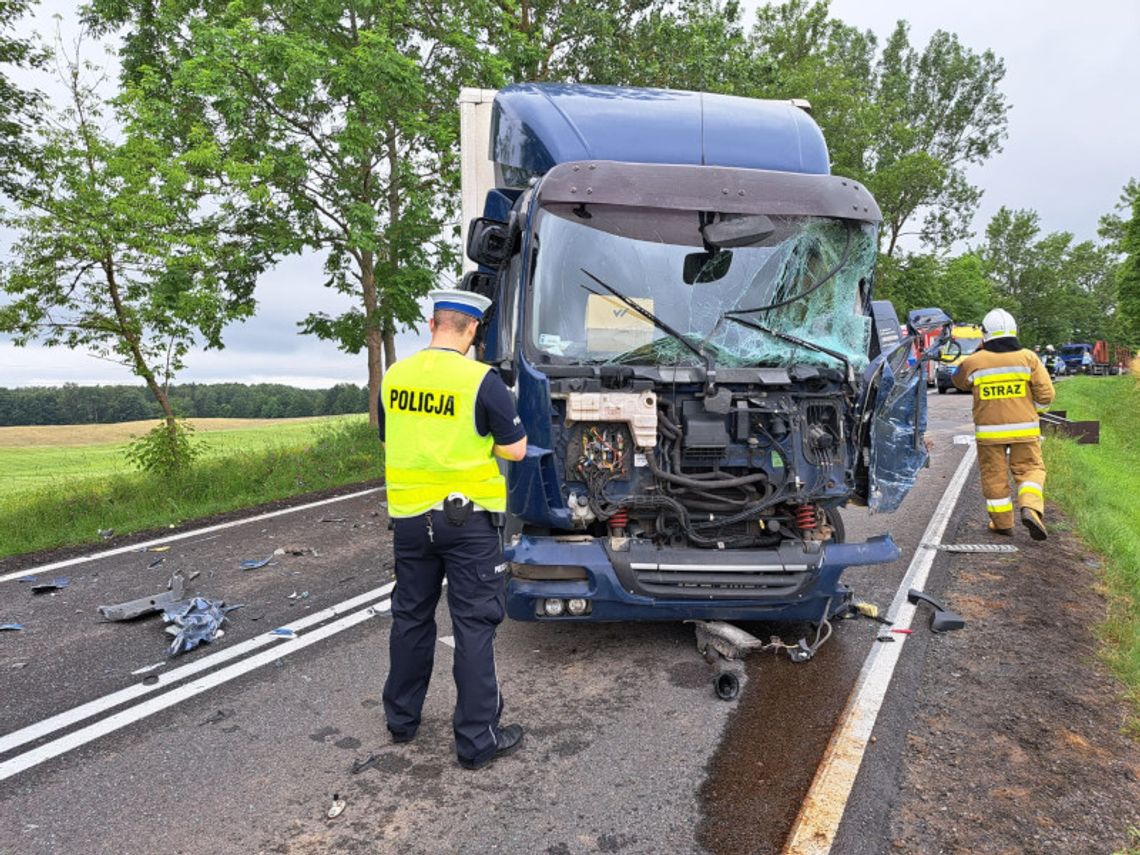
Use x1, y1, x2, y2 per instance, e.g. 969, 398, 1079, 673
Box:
0, 417, 382, 559
1044, 373, 1140, 732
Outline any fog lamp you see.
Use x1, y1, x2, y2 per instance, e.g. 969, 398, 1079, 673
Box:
543, 598, 565, 617
567, 598, 589, 616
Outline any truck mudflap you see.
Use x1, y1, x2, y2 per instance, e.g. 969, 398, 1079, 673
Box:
505, 533, 899, 622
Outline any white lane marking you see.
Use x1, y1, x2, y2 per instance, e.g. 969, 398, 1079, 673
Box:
0, 487, 383, 583
438, 635, 455, 648
783, 441, 977, 855
0, 582, 394, 756
0, 598, 392, 781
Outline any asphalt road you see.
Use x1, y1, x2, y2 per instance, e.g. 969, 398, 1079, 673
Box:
0, 393, 977, 855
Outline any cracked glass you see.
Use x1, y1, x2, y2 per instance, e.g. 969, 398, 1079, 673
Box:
528, 204, 876, 370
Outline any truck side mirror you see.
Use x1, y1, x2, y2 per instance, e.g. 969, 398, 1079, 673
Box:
460, 270, 496, 299
467, 217, 512, 267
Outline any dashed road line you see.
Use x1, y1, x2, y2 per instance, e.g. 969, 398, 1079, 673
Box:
783, 441, 977, 855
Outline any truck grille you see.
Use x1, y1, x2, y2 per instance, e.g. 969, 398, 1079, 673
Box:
628, 561, 809, 597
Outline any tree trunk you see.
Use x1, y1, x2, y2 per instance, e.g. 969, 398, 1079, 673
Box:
360, 249, 383, 426
103, 254, 176, 429
383, 328, 397, 371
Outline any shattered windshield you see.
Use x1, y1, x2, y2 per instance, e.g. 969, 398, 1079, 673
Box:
528, 204, 876, 370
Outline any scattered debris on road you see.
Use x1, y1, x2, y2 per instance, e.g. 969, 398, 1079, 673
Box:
274, 545, 318, 557
147, 556, 166, 568
287, 590, 310, 600
163, 596, 236, 656
907, 588, 965, 633
98, 575, 186, 621
271, 627, 297, 639
326, 794, 346, 819
131, 662, 164, 675
200, 708, 235, 725
98, 528, 115, 539
350, 753, 379, 774
187, 571, 201, 582
1, 623, 24, 631
319, 517, 346, 523
30, 576, 70, 594
239, 557, 273, 570
149, 546, 170, 553
924, 542, 1019, 553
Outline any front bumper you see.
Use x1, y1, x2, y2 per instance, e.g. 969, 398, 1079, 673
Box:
505, 533, 900, 622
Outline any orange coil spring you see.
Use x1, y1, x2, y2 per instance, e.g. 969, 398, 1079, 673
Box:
795, 504, 818, 530
609, 509, 630, 528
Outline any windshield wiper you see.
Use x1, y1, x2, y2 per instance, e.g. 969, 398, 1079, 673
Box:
726, 221, 854, 317
579, 268, 718, 391
722, 313, 854, 382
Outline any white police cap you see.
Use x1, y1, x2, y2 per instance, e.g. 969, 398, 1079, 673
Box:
429, 288, 492, 320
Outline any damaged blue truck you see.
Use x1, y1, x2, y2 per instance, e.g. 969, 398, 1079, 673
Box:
456, 84, 942, 634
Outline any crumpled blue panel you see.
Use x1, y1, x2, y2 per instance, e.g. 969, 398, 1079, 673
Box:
162, 597, 231, 656
868, 344, 929, 513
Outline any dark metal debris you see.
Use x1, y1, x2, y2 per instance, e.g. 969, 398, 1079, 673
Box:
30, 576, 70, 594
98, 576, 185, 621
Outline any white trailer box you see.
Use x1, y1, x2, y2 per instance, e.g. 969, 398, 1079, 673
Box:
458, 88, 499, 273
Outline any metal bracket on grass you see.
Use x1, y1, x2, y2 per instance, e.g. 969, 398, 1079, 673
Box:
98, 575, 185, 621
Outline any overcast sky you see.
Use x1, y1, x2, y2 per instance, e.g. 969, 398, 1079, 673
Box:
2, 0, 1137, 388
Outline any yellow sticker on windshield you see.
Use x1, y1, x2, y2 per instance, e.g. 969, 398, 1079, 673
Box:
978, 380, 1026, 400
586, 294, 655, 352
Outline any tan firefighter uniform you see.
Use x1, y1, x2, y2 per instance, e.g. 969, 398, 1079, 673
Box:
952, 346, 1055, 530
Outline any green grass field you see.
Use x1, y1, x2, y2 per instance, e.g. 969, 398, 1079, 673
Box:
1044, 371, 1140, 731
0, 415, 383, 558
0, 416, 363, 499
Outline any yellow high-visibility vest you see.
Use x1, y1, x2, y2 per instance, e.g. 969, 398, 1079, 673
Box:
381, 349, 506, 517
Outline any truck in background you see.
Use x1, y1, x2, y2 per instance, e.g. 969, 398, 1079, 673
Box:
1060, 341, 1131, 375
934, 324, 985, 393
457, 84, 945, 629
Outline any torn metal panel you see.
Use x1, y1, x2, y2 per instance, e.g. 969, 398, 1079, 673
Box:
162, 596, 232, 656
98, 576, 185, 621
866, 343, 928, 513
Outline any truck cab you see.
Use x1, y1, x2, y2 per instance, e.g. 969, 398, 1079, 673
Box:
459, 84, 935, 623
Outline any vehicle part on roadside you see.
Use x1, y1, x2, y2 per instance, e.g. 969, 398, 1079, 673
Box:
850, 601, 893, 624
200, 708, 234, 725
162, 596, 235, 656
187, 571, 201, 582
239, 557, 273, 570
327, 794, 346, 819
319, 517, 347, 523
98, 576, 186, 621
874, 635, 896, 642
18, 576, 38, 584
350, 753, 379, 774
714, 663, 744, 701
147, 557, 166, 569
891, 628, 914, 635
148, 546, 170, 553
30, 576, 70, 594
271, 627, 297, 639
906, 588, 966, 633
98, 528, 114, 539
275, 545, 319, 556
1, 623, 23, 631
925, 543, 1019, 553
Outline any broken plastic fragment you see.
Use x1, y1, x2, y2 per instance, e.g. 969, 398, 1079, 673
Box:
271, 627, 297, 639
98, 528, 115, 539
162, 596, 231, 656
147, 557, 166, 569
149, 546, 170, 553
239, 557, 273, 570
327, 795, 346, 819
30, 576, 70, 594
1, 623, 24, 631
98, 576, 185, 621
17, 576, 37, 584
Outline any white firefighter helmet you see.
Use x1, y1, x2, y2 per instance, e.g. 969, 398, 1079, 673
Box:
1045, 344, 1055, 353
981, 308, 1018, 342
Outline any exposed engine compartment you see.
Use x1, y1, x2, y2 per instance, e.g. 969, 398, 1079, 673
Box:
548, 372, 849, 551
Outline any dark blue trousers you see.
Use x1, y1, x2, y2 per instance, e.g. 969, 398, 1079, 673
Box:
382, 509, 507, 764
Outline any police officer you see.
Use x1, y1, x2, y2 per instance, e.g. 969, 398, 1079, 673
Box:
952, 308, 1055, 540
378, 289, 527, 770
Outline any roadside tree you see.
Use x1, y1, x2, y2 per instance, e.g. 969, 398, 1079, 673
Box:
0, 50, 272, 472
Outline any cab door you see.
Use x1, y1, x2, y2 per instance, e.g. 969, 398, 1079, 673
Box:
852, 307, 948, 512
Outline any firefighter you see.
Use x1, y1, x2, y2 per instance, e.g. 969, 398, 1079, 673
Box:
952, 308, 1055, 539
379, 289, 528, 770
